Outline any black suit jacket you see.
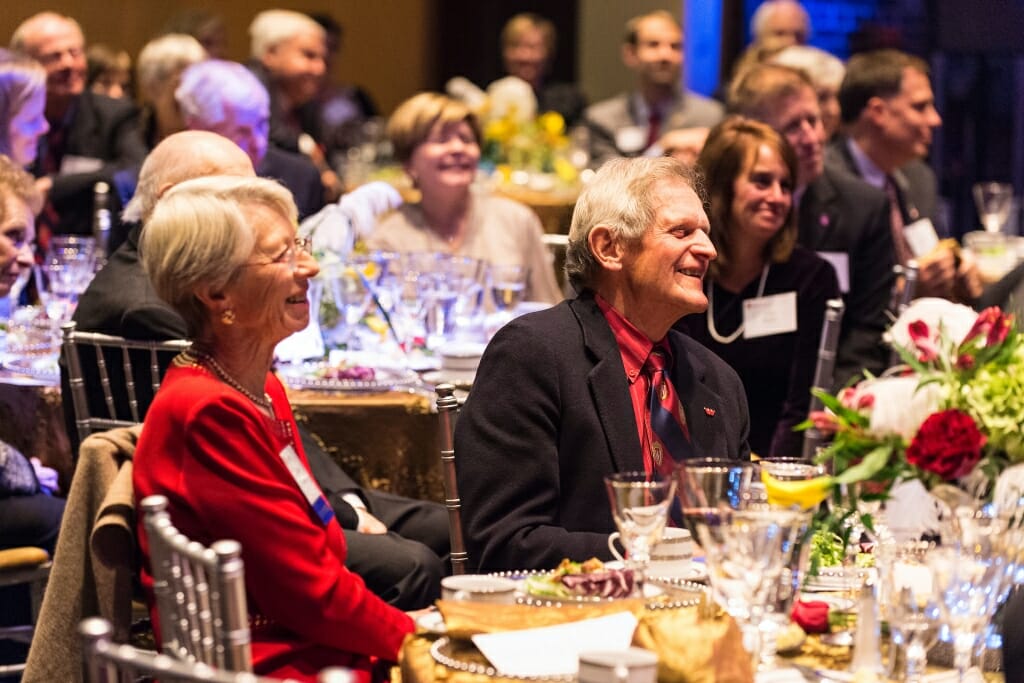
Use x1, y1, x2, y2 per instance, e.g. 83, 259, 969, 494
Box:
799, 166, 895, 385
826, 136, 945, 236
32, 91, 147, 239
455, 292, 750, 572
258, 147, 325, 221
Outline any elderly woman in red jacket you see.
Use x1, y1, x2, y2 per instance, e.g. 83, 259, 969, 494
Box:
133, 175, 414, 682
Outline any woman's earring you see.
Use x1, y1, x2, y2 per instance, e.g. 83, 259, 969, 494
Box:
221, 309, 236, 325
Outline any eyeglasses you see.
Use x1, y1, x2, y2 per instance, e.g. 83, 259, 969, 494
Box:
244, 236, 314, 272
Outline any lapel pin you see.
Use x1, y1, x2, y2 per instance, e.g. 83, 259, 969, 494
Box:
704, 407, 716, 417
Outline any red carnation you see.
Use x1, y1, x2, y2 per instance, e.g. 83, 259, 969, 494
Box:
905, 409, 986, 480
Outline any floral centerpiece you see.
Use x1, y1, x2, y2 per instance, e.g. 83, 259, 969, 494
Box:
762, 298, 1024, 556
447, 76, 580, 190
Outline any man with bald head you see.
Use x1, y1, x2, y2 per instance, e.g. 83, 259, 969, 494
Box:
11, 12, 146, 242
68, 130, 449, 611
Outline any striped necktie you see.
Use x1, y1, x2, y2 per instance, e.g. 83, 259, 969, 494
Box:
645, 348, 692, 470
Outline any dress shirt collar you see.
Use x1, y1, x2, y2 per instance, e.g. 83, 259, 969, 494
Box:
595, 293, 661, 385
846, 137, 887, 190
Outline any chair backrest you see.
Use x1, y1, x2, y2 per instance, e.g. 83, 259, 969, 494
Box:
887, 259, 919, 367
61, 321, 190, 445
0, 548, 51, 678
541, 232, 572, 297
802, 298, 845, 459
80, 618, 352, 683
435, 383, 468, 575
140, 495, 251, 672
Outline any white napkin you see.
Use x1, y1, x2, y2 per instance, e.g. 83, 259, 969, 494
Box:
471, 612, 637, 677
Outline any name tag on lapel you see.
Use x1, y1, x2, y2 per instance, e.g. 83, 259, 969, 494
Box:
59, 155, 104, 175
743, 292, 797, 339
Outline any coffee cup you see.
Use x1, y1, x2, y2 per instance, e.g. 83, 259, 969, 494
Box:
608, 527, 694, 579
579, 648, 658, 683
440, 575, 517, 604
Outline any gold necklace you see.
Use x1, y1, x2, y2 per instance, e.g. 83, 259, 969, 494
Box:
180, 348, 273, 411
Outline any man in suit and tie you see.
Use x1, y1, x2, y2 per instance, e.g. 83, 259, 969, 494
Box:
826, 49, 981, 303
11, 12, 146, 244
583, 11, 724, 167
456, 157, 750, 572
728, 63, 894, 384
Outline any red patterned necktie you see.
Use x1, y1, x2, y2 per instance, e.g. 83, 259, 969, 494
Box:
885, 175, 912, 266
644, 348, 692, 474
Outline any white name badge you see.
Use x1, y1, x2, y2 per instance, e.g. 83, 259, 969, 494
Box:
817, 251, 850, 293
743, 291, 797, 339
615, 126, 647, 154
59, 154, 104, 175
278, 443, 335, 525
904, 218, 940, 257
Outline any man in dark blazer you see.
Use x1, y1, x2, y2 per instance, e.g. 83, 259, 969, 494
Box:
825, 49, 981, 304
12, 12, 146, 243
583, 11, 724, 167
728, 63, 894, 384
69, 131, 447, 610
456, 157, 750, 573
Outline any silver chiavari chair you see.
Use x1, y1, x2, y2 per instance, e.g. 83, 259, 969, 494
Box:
140, 495, 251, 672
61, 321, 190, 444
888, 259, 920, 367
80, 617, 353, 683
435, 383, 468, 575
802, 298, 845, 460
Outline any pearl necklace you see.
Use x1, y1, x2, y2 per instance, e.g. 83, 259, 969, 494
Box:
181, 348, 273, 412
706, 263, 770, 345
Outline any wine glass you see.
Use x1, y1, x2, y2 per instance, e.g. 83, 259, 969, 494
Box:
489, 264, 528, 314
882, 541, 942, 683
973, 182, 1014, 234
326, 265, 372, 350
929, 505, 1010, 681
603, 471, 677, 593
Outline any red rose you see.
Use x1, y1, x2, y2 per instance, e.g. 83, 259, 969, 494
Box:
905, 409, 986, 480
791, 599, 830, 633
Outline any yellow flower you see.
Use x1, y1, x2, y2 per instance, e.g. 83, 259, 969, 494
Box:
484, 118, 515, 144
553, 157, 579, 183
538, 111, 566, 136
761, 469, 834, 510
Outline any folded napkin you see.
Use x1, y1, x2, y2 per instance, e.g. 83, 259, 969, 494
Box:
472, 612, 637, 677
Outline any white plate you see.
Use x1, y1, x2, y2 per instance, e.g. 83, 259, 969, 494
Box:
421, 370, 475, 388
278, 361, 420, 393
498, 568, 704, 610
798, 592, 856, 612
1, 354, 60, 384
605, 559, 709, 584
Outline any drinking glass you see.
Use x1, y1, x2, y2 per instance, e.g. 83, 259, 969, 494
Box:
973, 182, 1015, 234
883, 542, 942, 683
489, 264, 528, 313
326, 265, 372, 350
603, 471, 677, 591
929, 506, 1010, 681
34, 262, 81, 322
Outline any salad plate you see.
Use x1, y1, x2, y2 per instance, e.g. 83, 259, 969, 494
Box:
278, 360, 420, 392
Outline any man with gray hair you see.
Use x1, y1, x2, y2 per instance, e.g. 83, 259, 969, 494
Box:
750, 0, 811, 48
456, 156, 750, 572
11, 11, 146, 243
175, 59, 323, 219
70, 130, 448, 611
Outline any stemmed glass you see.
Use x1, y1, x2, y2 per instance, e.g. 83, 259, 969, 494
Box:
881, 541, 942, 683
603, 471, 677, 593
35, 236, 97, 322
677, 459, 811, 667
489, 264, 528, 314
928, 505, 1010, 681
973, 182, 1015, 233
326, 265, 372, 350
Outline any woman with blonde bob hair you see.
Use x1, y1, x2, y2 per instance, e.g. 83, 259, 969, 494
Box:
0, 49, 48, 166
676, 117, 839, 457
368, 91, 561, 304
134, 175, 414, 682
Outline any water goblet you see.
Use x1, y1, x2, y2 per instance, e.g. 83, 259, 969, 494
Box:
326, 265, 372, 350
882, 541, 942, 683
603, 471, 677, 592
489, 264, 528, 314
973, 182, 1015, 234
